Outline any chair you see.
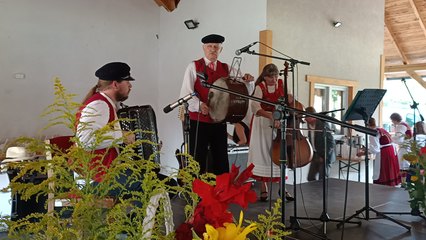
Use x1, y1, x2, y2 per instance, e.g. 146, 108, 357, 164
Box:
46, 136, 174, 236
45, 136, 77, 213
337, 156, 363, 182
335, 139, 362, 182
46, 136, 118, 212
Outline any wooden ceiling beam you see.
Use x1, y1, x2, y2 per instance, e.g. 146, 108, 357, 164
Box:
408, 0, 426, 39
406, 70, 426, 88
385, 63, 426, 72
384, 0, 426, 89
153, 0, 179, 12
384, 20, 409, 64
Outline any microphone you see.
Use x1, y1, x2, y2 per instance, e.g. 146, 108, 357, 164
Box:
196, 72, 208, 81
163, 92, 197, 114
235, 41, 258, 55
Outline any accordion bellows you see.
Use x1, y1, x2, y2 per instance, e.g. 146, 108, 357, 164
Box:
117, 105, 161, 164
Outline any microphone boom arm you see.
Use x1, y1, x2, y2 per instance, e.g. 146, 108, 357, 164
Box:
245, 50, 310, 66
200, 81, 376, 136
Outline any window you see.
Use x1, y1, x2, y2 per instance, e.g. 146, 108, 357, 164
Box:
382, 78, 426, 132
307, 75, 357, 135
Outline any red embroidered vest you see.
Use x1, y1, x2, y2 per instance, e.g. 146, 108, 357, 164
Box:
377, 128, 392, 146
191, 58, 229, 123
76, 93, 119, 182
258, 79, 284, 111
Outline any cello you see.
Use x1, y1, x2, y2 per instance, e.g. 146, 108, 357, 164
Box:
271, 62, 313, 168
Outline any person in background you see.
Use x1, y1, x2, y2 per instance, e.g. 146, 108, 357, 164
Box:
357, 118, 401, 186
247, 63, 293, 202
179, 34, 254, 175
228, 100, 253, 146
305, 106, 336, 181
414, 121, 426, 147
390, 112, 413, 171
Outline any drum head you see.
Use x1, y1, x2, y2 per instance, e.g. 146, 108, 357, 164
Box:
208, 78, 229, 122
208, 77, 249, 123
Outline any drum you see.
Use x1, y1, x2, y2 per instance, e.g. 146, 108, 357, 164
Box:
207, 77, 249, 123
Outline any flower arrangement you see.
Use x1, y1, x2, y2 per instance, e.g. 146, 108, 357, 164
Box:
1, 78, 292, 239
1, 78, 177, 239
175, 162, 291, 240
402, 140, 426, 213
175, 164, 257, 239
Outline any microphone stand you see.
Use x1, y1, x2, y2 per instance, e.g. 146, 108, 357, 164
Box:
337, 94, 411, 231
244, 50, 316, 234
245, 50, 311, 66
163, 94, 195, 189
402, 78, 424, 137
246, 50, 346, 238
293, 117, 360, 237
201, 80, 292, 225
200, 79, 378, 237
378, 78, 426, 220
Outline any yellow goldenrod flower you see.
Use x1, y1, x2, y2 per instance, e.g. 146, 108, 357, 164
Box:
403, 154, 418, 163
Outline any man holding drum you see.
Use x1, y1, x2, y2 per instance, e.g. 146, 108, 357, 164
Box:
179, 34, 254, 175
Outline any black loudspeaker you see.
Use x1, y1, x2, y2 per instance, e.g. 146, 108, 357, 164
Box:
7, 169, 47, 222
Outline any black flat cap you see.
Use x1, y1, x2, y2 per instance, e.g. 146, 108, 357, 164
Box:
201, 34, 225, 44
95, 62, 134, 81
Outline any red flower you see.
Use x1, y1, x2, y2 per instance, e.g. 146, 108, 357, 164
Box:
175, 164, 257, 240
420, 146, 426, 156
214, 163, 257, 208
175, 222, 192, 240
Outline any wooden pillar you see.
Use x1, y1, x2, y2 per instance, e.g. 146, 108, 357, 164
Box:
379, 54, 385, 126
259, 30, 273, 74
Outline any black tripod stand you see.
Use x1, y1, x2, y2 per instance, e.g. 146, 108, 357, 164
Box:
336, 89, 411, 231
379, 78, 426, 220
290, 112, 361, 239
163, 92, 196, 189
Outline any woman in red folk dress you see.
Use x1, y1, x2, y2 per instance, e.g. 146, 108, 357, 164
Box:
358, 118, 401, 186
247, 63, 294, 201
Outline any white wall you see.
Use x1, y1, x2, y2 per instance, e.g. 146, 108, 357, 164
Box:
156, 0, 267, 172
268, 0, 384, 102
0, 0, 161, 218
0, 0, 160, 139
267, 0, 385, 183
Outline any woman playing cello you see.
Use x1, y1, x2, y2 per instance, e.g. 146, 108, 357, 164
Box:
247, 63, 294, 202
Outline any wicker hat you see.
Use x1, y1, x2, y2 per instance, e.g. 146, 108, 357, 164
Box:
2, 147, 35, 163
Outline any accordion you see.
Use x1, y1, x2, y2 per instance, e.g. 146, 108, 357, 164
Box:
117, 105, 160, 164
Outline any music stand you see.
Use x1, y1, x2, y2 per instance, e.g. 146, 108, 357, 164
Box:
337, 89, 411, 231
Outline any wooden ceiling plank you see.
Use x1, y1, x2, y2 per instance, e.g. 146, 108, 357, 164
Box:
384, 20, 410, 64
408, 0, 426, 38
